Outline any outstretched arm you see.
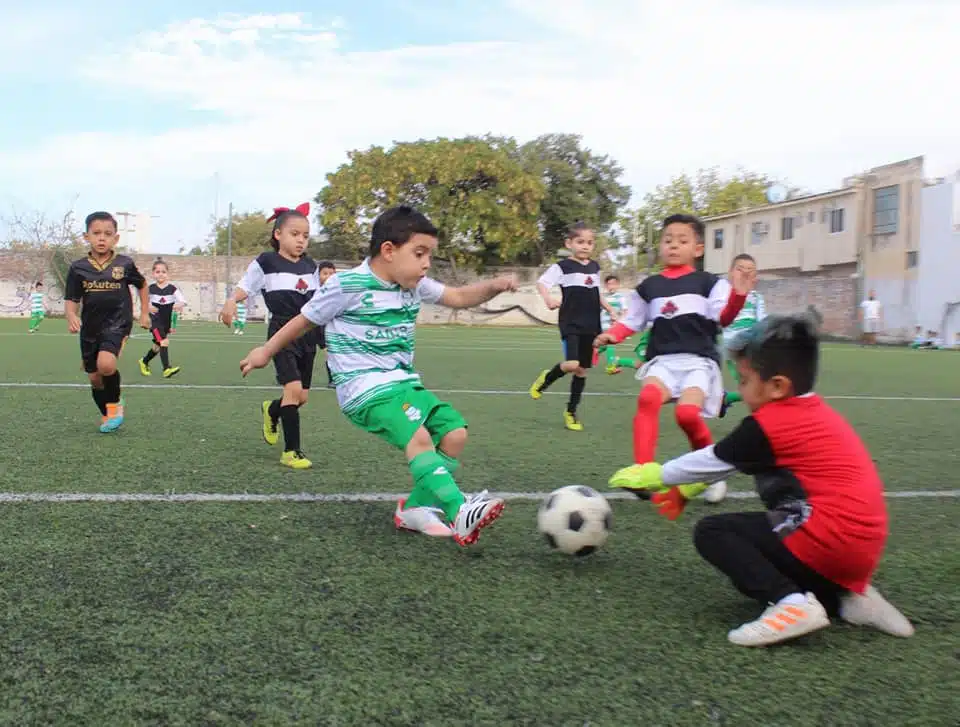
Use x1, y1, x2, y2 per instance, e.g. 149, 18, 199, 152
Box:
436, 276, 518, 309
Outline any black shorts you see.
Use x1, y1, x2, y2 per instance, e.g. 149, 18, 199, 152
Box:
274, 338, 317, 389
80, 325, 131, 373
314, 325, 326, 350
561, 333, 597, 368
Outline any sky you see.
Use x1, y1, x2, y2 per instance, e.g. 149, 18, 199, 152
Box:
2, 0, 959, 254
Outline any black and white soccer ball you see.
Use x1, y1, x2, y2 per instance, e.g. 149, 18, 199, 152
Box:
537, 485, 613, 557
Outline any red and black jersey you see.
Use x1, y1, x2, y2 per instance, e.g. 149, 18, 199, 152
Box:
607, 265, 745, 363
662, 394, 888, 593
538, 258, 602, 336
149, 283, 185, 329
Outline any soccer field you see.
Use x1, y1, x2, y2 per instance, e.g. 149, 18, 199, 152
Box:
0, 318, 958, 726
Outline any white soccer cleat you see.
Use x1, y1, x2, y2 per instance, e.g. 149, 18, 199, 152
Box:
728, 593, 830, 647
839, 585, 915, 637
452, 490, 505, 546
393, 499, 453, 538
703, 480, 728, 504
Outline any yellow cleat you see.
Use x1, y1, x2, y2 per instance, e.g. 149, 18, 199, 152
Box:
280, 450, 312, 469
138, 358, 151, 376
609, 463, 668, 497
162, 366, 181, 378
530, 369, 549, 400
261, 401, 279, 446
563, 411, 583, 431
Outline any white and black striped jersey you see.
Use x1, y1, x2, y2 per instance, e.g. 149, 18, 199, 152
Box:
618, 268, 736, 364
538, 258, 602, 335
237, 252, 319, 334
148, 283, 186, 328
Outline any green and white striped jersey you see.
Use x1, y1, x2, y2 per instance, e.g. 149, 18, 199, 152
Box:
300, 259, 446, 413
600, 290, 627, 330
724, 291, 766, 334
235, 301, 247, 322
30, 292, 44, 314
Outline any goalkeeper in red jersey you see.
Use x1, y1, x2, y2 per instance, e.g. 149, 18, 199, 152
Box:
609, 314, 915, 647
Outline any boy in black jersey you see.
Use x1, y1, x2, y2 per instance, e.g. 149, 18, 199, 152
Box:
530, 223, 619, 431
64, 211, 150, 433
596, 214, 753, 504
139, 258, 186, 378
219, 203, 319, 470
316, 260, 337, 388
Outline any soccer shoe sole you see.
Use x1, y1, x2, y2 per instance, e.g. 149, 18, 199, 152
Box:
453, 500, 506, 547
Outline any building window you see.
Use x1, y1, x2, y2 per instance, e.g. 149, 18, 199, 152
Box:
780, 216, 794, 240
829, 208, 845, 234
713, 228, 724, 249
807, 211, 815, 223
873, 185, 899, 234
750, 221, 768, 245
906, 250, 918, 268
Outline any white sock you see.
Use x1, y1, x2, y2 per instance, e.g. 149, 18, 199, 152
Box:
777, 593, 807, 606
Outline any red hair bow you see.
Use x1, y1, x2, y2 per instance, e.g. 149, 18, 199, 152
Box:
267, 202, 310, 222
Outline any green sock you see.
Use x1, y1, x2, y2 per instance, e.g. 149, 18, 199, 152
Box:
725, 391, 743, 404
406, 451, 466, 522
436, 450, 460, 474
616, 356, 636, 368
171, 311, 179, 328
604, 346, 617, 367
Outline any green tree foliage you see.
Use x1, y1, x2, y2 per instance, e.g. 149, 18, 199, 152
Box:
208, 212, 272, 256
316, 138, 546, 273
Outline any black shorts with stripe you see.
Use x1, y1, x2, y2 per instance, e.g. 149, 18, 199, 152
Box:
562, 334, 596, 369
274, 337, 317, 389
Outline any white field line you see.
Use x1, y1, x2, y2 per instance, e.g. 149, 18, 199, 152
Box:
1, 381, 958, 402
0, 490, 956, 504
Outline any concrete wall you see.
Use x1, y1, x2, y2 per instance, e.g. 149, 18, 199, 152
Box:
917, 179, 960, 343
0, 251, 861, 337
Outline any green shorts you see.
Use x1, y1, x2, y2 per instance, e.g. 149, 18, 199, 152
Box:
345, 382, 467, 450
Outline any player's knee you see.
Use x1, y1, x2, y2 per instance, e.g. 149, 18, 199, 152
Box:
439, 427, 468, 456
159, 339, 169, 348
574, 367, 587, 377
97, 355, 117, 376
637, 384, 662, 412
151, 344, 161, 353
406, 426, 434, 455
298, 390, 309, 406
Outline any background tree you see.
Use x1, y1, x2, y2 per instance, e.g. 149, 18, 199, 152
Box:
316, 137, 545, 275
207, 212, 272, 256
1, 206, 85, 290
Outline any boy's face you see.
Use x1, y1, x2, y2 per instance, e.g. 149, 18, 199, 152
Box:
605, 278, 620, 293
84, 219, 119, 256
319, 267, 336, 285
565, 230, 596, 261
730, 258, 756, 282
659, 222, 702, 267
380, 233, 438, 289
735, 356, 791, 412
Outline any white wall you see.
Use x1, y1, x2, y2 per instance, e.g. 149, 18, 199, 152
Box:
918, 179, 960, 341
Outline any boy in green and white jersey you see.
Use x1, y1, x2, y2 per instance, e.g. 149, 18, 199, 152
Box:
719, 254, 766, 415
28, 282, 45, 333
240, 206, 517, 546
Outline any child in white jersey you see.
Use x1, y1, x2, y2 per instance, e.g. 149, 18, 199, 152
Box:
719, 254, 766, 416
28, 282, 45, 333
240, 206, 517, 546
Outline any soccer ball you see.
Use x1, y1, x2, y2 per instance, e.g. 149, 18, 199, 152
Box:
537, 485, 613, 557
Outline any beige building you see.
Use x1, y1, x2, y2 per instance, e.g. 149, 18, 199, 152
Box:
702, 157, 926, 334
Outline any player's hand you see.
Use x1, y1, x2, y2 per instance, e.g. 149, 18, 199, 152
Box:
219, 301, 236, 327
67, 315, 81, 334
139, 314, 151, 330
594, 332, 617, 348
731, 267, 756, 295
650, 487, 689, 521
240, 347, 271, 377
545, 297, 561, 310
492, 275, 518, 293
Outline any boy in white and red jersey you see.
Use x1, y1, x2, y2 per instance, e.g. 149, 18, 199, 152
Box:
594, 213, 753, 504
609, 314, 915, 647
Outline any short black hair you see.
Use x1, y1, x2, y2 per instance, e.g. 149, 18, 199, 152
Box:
318, 260, 336, 271
369, 206, 438, 258
731, 253, 756, 267
662, 213, 704, 243
604, 274, 619, 283
728, 314, 819, 395
269, 209, 309, 252
34, 281, 43, 288
152, 258, 168, 271
85, 211, 117, 232
566, 221, 592, 239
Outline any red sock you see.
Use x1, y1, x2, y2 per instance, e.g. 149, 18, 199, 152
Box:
591, 348, 599, 367
675, 404, 713, 450
633, 384, 663, 463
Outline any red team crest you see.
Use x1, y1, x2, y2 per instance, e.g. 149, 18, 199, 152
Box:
295, 278, 308, 292
584, 276, 594, 286
159, 297, 166, 304
660, 300, 678, 318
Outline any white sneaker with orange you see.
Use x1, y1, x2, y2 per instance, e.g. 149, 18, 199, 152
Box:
393, 499, 453, 538
728, 593, 830, 647
839, 585, 915, 637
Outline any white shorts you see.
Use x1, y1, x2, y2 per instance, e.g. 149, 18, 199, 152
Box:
636, 353, 725, 418
862, 319, 879, 334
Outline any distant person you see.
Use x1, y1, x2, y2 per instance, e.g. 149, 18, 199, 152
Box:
859, 290, 882, 345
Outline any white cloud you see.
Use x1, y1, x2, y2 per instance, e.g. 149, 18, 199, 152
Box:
5, 0, 960, 252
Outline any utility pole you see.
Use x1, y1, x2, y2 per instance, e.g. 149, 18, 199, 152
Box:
226, 201, 233, 292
